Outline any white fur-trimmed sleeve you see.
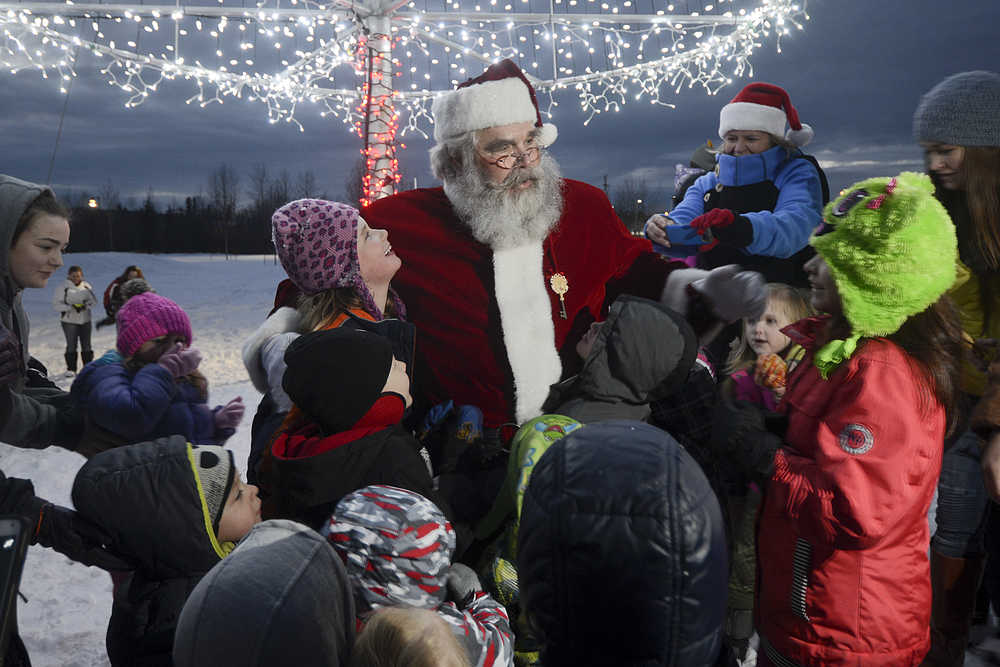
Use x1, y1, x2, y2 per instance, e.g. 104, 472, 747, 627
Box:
241, 306, 301, 394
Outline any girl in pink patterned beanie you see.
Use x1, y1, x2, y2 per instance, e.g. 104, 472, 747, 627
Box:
71, 292, 244, 456
241, 200, 413, 486
270, 199, 406, 328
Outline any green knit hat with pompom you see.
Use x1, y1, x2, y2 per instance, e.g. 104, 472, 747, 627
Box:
810, 171, 957, 377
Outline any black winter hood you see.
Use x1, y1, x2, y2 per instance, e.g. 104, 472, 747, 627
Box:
518, 421, 728, 667
72, 436, 229, 578
543, 295, 697, 423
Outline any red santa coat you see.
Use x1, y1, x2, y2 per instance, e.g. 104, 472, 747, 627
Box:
362, 180, 675, 427
757, 317, 941, 666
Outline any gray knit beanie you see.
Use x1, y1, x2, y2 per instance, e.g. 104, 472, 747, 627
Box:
191, 445, 235, 531
913, 70, 1000, 147
120, 278, 154, 303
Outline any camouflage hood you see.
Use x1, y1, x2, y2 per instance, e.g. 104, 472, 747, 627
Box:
324, 484, 455, 612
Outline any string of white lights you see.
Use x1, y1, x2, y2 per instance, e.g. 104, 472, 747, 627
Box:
1, 0, 808, 201
1, 0, 808, 130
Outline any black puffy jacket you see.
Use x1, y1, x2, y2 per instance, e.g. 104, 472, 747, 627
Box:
72, 437, 227, 666
518, 421, 730, 667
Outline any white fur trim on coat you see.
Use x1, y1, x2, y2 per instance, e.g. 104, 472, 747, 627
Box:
240, 306, 301, 394
432, 77, 558, 146
718, 101, 788, 140
493, 243, 562, 424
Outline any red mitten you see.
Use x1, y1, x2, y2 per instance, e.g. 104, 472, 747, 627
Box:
690, 208, 736, 234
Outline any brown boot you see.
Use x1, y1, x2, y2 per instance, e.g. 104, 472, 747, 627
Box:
921, 550, 986, 666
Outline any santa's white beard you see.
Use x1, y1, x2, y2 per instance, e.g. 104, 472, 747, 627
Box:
444, 152, 564, 250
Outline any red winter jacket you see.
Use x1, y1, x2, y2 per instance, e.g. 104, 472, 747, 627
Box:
757, 318, 941, 667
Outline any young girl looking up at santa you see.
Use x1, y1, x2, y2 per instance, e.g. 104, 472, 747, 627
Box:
241, 199, 411, 482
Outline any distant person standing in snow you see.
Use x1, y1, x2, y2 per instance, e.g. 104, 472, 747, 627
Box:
242, 199, 410, 484
52, 264, 97, 375
70, 292, 245, 457
96, 264, 144, 329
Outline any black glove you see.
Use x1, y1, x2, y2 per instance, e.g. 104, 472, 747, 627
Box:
710, 395, 783, 482
0, 326, 21, 388
445, 562, 483, 607
33, 502, 132, 571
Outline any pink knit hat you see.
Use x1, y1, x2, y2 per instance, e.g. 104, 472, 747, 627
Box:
271, 199, 404, 321
116, 292, 193, 357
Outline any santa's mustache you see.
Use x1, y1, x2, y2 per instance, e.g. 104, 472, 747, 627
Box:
490, 164, 540, 191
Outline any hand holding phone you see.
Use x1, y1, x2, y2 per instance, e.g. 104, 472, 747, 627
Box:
0, 516, 29, 667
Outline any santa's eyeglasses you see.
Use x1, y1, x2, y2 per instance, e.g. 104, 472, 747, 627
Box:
477, 145, 543, 170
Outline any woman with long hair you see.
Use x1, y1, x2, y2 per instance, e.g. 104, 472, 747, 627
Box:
912, 70, 1000, 666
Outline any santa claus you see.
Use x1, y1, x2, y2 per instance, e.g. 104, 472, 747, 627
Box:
363, 59, 765, 428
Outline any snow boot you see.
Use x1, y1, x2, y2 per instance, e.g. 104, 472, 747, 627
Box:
64, 351, 78, 375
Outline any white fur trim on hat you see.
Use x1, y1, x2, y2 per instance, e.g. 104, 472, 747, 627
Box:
493, 243, 562, 424
718, 101, 788, 140
433, 77, 558, 145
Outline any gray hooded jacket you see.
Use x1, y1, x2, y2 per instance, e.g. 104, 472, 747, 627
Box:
0, 174, 74, 448
173, 520, 356, 667
542, 295, 697, 423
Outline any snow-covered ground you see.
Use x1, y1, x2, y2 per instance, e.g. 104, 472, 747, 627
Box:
2, 251, 999, 665
2, 252, 285, 666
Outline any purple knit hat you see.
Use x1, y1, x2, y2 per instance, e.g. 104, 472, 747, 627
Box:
116, 292, 193, 357
271, 199, 404, 321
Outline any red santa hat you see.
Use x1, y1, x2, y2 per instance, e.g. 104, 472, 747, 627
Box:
431, 58, 558, 146
718, 82, 814, 147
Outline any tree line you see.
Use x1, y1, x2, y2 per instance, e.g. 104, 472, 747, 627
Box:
61, 161, 367, 255
62, 163, 653, 255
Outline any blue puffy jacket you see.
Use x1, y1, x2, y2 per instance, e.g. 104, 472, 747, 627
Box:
71, 360, 223, 447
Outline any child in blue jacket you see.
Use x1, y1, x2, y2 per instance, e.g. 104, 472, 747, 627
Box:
645, 82, 825, 288
71, 292, 244, 456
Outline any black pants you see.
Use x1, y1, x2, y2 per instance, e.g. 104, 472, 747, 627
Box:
61, 321, 92, 355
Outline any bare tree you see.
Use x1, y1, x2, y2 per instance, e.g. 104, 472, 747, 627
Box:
611, 177, 651, 233
248, 163, 269, 213
98, 178, 121, 250
99, 178, 121, 210
209, 163, 241, 258
294, 169, 319, 200
268, 169, 291, 207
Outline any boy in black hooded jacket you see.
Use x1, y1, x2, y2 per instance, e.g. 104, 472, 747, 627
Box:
72, 437, 261, 666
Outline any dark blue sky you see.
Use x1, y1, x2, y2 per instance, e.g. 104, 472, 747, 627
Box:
1, 0, 998, 211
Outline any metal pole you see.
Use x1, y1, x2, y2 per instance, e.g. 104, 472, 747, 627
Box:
46, 77, 74, 185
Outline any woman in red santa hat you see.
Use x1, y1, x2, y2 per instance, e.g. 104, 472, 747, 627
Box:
645, 82, 826, 288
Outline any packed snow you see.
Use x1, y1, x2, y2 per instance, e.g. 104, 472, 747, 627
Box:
2, 252, 284, 666
2, 251, 998, 666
